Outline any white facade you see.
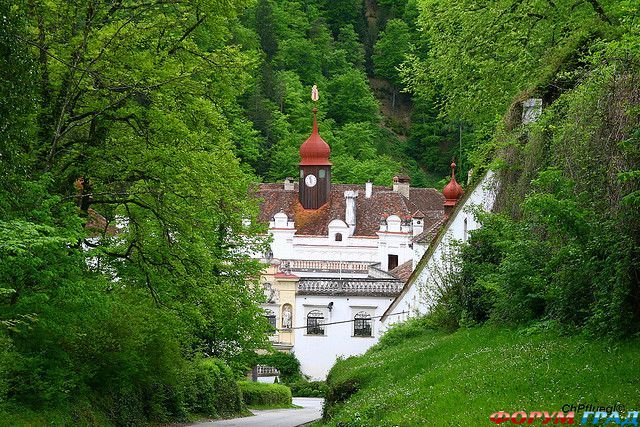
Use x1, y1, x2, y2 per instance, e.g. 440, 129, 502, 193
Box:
267, 214, 419, 271
380, 171, 499, 330
293, 294, 395, 380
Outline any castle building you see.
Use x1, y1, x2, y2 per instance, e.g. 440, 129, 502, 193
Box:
253, 93, 463, 379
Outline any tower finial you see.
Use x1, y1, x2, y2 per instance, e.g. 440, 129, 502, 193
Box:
311, 84, 319, 133
443, 160, 463, 208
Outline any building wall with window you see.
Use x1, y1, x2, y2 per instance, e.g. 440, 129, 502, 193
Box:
293, 294, 396, 380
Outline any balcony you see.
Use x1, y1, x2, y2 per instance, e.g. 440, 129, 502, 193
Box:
281, 259, 371, 274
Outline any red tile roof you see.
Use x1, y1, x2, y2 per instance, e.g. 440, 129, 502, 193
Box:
389, 260, 414, 283
256, 183, 444, 237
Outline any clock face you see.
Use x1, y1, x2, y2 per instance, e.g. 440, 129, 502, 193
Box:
305, 174, 317, 187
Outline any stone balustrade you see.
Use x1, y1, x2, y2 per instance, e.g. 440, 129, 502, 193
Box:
256, 365, 280, 376
282, 259, 370, 273
297, 278, 403, 296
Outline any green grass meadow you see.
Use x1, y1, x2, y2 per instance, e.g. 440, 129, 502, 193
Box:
322, 325, 640, 426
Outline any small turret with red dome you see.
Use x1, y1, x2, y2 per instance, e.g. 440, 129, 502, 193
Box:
443, 161, 464, 207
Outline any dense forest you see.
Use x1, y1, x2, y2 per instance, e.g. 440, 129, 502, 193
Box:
1, 0, 639, 424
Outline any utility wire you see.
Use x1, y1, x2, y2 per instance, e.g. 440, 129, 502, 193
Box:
275, 310, 409, 332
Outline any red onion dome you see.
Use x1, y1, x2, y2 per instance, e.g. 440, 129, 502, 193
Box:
300, 108, 331, 166
443, 162, 464, 206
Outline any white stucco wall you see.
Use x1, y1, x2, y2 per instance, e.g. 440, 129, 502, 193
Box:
381, 171, 498, 331
293, 295, 395, 380
268, 215, 420, 271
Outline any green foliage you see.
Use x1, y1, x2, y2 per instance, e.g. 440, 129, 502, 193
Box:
337, 25, 366, 70
327, 70, 380, 126
287, 380, 328, 398
0, 0, 271, 424
409, 2, 640, 338
323, 326, 640, 425
373, 19, 412, 88
406, 0, 628, 128
256, 352, 302, 383
238, 381, 292, 407
183, 359, 242, 417
370, 315, 434, 351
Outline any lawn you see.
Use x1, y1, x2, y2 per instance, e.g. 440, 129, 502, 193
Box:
322, 325, 640, 426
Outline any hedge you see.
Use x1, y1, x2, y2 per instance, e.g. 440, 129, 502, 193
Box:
238, 381, 292, 406
288, 380, 328, 398
183, 358, 243, 417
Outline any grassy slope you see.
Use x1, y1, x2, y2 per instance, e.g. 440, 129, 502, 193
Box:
323, 325, 640, 426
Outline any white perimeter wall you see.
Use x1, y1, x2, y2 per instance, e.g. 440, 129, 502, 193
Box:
381, 171, 498, 332
293, 294, 395, 380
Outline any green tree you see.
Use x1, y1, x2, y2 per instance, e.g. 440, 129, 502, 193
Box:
256, 0, 278, 59
1, 0, 273, 422
337, 24, 366, 70
373, 19, 412, 109
406, 0, 624, 128
327, 69, 380, 125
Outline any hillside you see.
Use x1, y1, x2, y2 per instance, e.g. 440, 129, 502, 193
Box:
322, 323, 640, 426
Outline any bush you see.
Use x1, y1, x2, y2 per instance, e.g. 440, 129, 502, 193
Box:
238, 381, 292, 407
255, 352, 302, 383
288, 380, 328, 397
324, 377, 358, 409
183, 358, 242, 417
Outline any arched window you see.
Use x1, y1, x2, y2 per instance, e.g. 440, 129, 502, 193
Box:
306, 310, 324, 335
335, 233, 342, 242
264, 309, 276, 333
354, 312, 372, 337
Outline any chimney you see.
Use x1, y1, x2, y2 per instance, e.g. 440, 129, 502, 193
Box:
344, 190, 358, 229
392, 175, 410, 199
284, 177, 295, 191
365, 181, 372, 198
412, 211, 425, 236
273, 210, 292, 228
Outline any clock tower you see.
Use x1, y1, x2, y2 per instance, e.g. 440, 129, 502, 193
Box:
299, 87, 331, 209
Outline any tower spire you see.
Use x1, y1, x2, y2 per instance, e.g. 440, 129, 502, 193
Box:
299, 85, 332, 209
443, 161, 464, 209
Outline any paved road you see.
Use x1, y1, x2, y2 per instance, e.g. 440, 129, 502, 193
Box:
191, 397, 324, 427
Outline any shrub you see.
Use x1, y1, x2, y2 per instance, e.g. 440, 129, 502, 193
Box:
183, 358, 242, 417
324, 378, 358, 409
255, 352, 302, 383
288, 380, 328, 397
238, 381, 292, 407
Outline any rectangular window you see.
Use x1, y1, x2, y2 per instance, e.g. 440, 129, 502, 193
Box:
388, 254, 399, 271
300, 169, 304, 178
319, 169, 326, 179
